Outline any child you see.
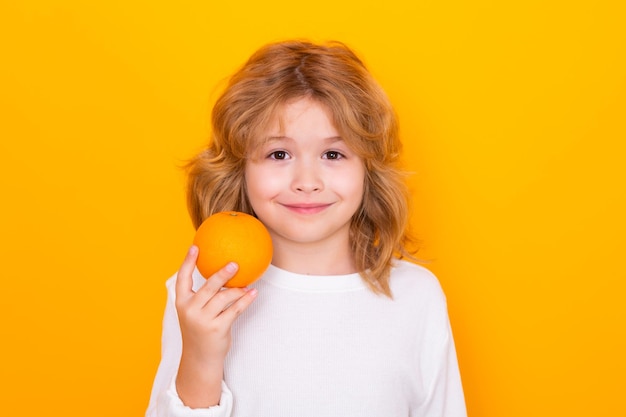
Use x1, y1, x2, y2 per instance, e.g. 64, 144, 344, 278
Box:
147, 40, 466, 417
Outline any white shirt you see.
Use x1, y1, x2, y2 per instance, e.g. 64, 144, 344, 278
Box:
146, 260, 467, 417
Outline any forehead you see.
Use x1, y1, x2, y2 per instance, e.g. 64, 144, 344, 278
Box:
246, 96, 361, 155
265, 98, 336, 134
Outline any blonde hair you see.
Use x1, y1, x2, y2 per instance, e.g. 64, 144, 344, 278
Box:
187, 40, 417, 297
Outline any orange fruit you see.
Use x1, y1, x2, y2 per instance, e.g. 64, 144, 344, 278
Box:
193, 211, 273, 287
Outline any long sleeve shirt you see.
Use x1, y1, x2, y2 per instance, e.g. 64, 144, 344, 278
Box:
146, 260, 467, 417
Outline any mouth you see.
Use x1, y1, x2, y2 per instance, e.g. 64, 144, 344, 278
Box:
280, 203, 333, 215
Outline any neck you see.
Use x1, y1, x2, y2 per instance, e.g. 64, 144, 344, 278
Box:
270, 238, 357, 276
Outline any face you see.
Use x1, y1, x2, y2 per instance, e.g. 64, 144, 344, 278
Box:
244, 97, 366, 253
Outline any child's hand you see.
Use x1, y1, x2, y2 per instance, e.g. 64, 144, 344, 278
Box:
174, 245, 258, 408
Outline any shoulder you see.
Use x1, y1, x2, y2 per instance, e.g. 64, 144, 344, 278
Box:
389, 259, 442, 290
388, 260, 453, 341
388, 259, 447, 304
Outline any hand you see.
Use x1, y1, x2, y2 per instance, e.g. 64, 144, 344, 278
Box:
174, 245, 257, 408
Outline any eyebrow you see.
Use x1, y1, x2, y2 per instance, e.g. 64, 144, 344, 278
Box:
260, 135, 344, 145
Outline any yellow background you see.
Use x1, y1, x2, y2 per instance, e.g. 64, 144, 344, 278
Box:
1, 1, 625, 415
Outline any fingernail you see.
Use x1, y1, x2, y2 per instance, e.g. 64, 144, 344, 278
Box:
188, 245, 198, 255
225, 262, 238, 273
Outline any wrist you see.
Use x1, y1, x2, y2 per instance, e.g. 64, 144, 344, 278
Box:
176, 354, 224, 408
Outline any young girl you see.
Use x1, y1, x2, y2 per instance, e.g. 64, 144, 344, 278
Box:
147, 40, 466, 417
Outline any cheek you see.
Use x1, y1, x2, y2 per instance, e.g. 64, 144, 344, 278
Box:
336, 166, 366, 197
244, 170, 261, 204
335, 177, 363, 195
245, 165, 281, 204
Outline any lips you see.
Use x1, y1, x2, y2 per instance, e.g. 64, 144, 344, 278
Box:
280, 203, 333, 215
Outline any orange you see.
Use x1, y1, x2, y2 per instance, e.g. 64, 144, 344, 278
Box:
193, 211, 273, 287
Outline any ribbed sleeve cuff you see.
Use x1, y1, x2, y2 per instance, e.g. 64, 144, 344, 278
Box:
156, 377, 233, 417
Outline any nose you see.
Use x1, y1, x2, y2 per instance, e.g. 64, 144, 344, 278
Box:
292, 160, 323, 193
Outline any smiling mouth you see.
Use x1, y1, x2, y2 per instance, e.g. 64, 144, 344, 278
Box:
281, 203, 332, 215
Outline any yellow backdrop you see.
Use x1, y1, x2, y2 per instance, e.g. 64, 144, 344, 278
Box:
1, 1, 625, 416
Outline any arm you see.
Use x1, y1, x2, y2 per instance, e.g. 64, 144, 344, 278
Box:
145, 246, 257, 417
415, 290, 467, 417
417, 324, 467, 417
175, 245, 258, 407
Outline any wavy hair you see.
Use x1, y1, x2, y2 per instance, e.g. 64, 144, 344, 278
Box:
186, 40, 418, 297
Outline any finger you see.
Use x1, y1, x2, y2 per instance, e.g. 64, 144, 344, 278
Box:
175, 245, 199, 304
218, 288, 258, 323
200, 287, 251, 316
197, 262, 239, 294
189, 262, 239, 309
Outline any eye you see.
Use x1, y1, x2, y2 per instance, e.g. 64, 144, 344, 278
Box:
268, 150, 289, 160
323, 150, 344, 160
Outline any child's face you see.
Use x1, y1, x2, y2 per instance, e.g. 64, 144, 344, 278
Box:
245, 97, 365, 252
